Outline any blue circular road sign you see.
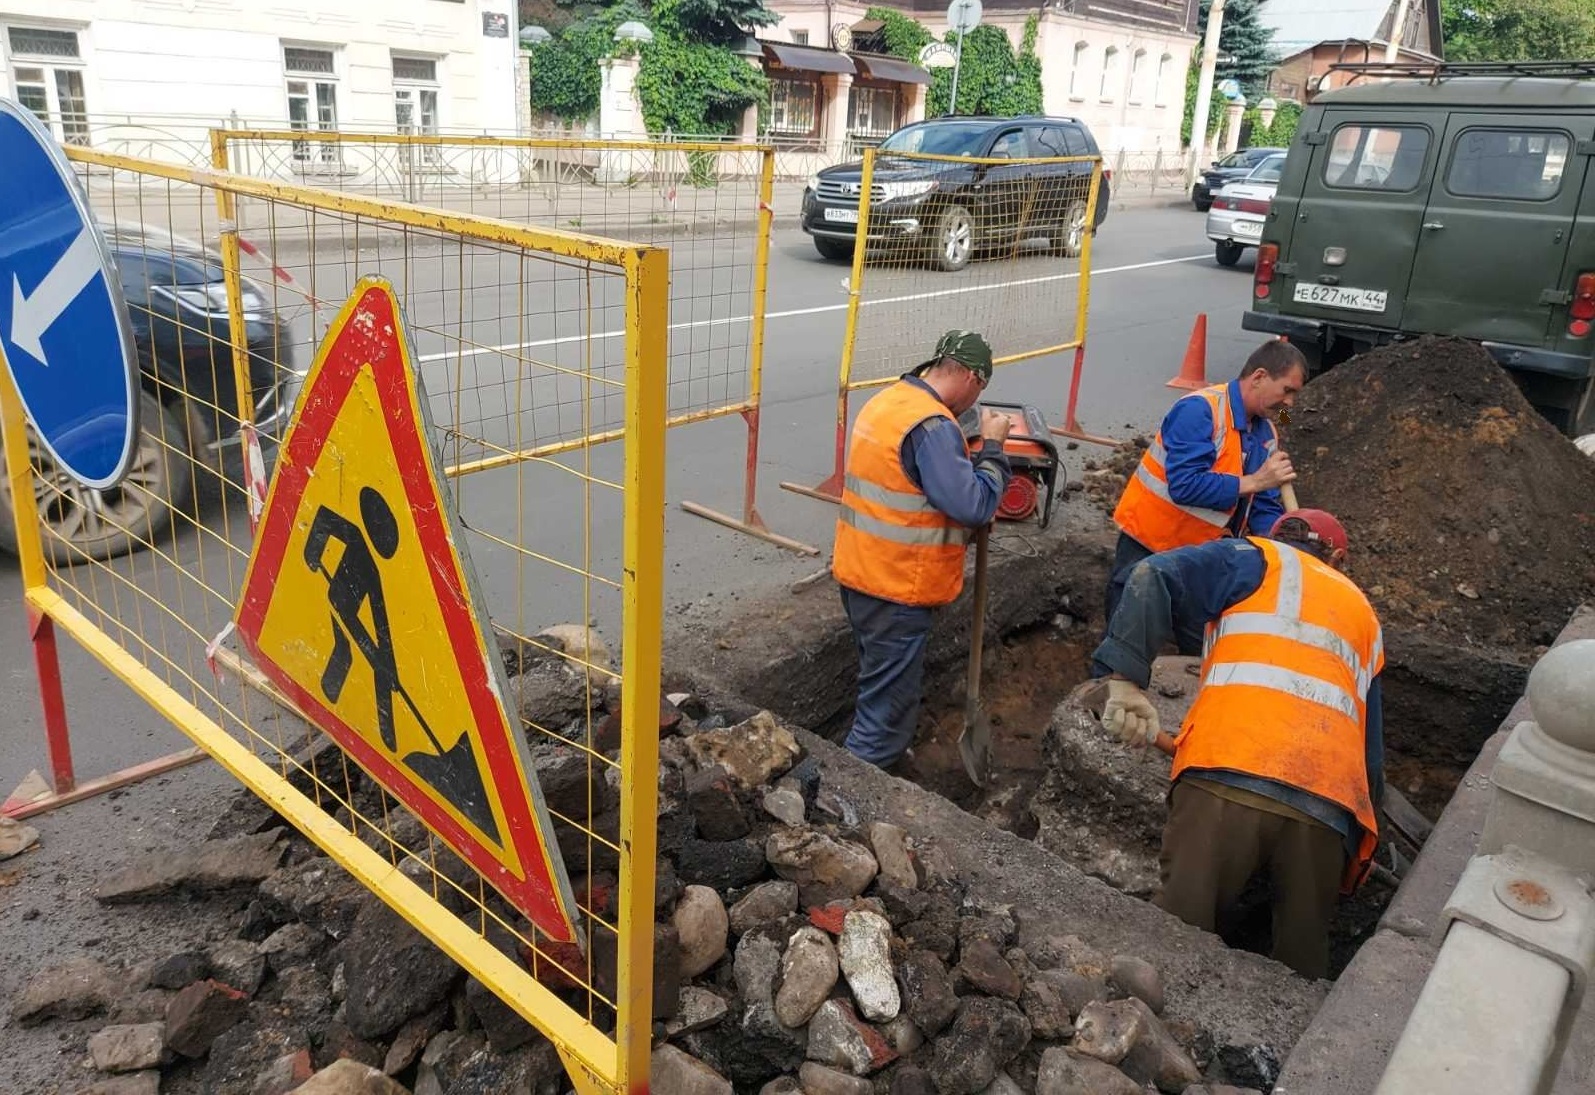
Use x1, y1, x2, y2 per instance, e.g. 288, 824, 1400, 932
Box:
0, 99, 140, 489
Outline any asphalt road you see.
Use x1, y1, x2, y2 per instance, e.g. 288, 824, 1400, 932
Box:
0, 201, 1263, 800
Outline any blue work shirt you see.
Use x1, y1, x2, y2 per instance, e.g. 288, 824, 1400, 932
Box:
1160, 379, 1286, 538
897, 376, 1011, 528
1091, 537, 1384, 848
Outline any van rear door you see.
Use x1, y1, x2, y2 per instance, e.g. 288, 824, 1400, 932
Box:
1404, 117, 1589, 346
1280, 112, 1439, 329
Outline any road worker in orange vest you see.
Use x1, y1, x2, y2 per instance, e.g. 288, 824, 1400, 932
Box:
831, 330, 1014, 770
1090, 508, 1384, 979
1106, 341, 1307, 650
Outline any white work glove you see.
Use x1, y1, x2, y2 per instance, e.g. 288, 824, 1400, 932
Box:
1102, 678, 1161, 749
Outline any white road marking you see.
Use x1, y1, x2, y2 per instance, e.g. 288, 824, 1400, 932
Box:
414, 253, 1210, 364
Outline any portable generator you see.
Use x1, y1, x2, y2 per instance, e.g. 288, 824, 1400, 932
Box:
960, 400, 1063, 528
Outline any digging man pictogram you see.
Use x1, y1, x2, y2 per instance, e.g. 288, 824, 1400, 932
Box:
304, 486, 501, 842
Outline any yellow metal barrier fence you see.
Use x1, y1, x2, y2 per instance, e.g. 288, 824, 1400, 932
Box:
1, 146, 667, 1094
213, 129, 811, 552
782, 145, 1113, 501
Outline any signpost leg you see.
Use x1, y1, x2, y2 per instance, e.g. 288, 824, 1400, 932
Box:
949, 32, 964, 115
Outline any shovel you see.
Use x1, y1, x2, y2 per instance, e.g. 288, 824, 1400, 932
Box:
957, 525, 995, 787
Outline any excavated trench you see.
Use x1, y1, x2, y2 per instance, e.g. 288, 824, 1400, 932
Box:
675, 528, 1536, 980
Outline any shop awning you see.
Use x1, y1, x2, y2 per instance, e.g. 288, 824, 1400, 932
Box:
850, 52, 933, 85
761, 42, 856, 75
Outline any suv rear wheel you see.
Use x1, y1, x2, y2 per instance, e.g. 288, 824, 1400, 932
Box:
813, 236, 854, 263
1215, 240, 1247, 267
930, 205, 974, 272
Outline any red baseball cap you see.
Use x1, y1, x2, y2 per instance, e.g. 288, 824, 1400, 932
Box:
1270, 508, 1349, 555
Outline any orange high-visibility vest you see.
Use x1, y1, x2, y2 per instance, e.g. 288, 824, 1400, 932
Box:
1114, 384, 1276, 552
1173, 537, 1385, 893
831, 381, 971, 607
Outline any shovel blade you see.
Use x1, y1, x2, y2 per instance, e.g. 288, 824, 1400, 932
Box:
958, 707, 994, 788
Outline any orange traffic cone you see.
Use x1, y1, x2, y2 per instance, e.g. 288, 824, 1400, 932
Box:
1166, 314, 1209, 390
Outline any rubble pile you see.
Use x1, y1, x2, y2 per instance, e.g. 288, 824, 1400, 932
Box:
8, 625, 1260, 1095
1078, 438, 1148, 513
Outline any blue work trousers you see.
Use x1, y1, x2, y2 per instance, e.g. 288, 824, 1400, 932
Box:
840, 586, 935, 768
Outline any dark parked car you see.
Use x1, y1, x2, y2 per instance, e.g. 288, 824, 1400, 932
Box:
802, 116, 1112, 272
0, 227, 296, 562
1191, 146, 1286, 211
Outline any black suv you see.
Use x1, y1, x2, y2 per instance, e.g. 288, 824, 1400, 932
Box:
801, 116, 1111, 272
0, 226, 296, 563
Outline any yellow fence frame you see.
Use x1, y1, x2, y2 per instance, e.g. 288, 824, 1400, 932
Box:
2, 146, 668, 1095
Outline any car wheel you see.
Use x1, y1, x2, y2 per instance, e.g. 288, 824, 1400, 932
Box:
1215, 240, 1246, 267
930, 205, 974, 272
1194, 197, 1212, 212
1054, 201, 1090, 258
0, 391, 194, 565
813, 236, 854, 263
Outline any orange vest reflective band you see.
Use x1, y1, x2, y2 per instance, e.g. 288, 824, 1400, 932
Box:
1113, 384, 1276, 552
831, 381, 971, 607
1173, 538, 1386, 892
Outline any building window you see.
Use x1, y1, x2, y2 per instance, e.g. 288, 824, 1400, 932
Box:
1155, 52, 1172, 106
849, 85, 898, 140
790, 29, 809, 45
284, 45, 339, 165
1100, 46, 1119, 102
6, 25, 89, 145
768, 77, 819, 137
1129, 48, 1147, 104
1069, 41, 1089, 99
392, 53, 441, 165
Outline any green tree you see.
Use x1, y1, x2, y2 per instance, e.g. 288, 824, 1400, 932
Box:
865, 6, 933, 60
1195, 0, 1278, 100
675, 0, 780, 45
528, 2, 646, 122
863, 10, 1041, 117
1442, 0, 1595, 60
636, 0, 767, 139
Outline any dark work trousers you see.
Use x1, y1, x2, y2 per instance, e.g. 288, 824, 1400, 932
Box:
840, 585, 936, 768
1154, 779, 1345, 980
1104, 531, 1155, 631
1102, 530, 1208, 657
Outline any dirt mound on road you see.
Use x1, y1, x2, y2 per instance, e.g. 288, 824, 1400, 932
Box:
1289, 337, 1595, 655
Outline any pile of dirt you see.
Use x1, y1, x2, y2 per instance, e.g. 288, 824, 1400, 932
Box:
1289, 337, 1595, 654
1079, 436, 1148, 511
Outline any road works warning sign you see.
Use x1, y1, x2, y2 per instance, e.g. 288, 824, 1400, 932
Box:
234, 278, 578, 944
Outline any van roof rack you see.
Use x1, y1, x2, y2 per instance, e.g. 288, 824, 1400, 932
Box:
1330, 60, 1595, 84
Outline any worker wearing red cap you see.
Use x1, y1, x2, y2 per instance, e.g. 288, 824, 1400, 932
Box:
1089, 509, 1384, 979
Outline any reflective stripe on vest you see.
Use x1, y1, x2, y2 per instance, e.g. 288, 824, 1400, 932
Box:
1175, 537, 1385, 892
830, 381, 971, 607
1113, 384, 1270, 552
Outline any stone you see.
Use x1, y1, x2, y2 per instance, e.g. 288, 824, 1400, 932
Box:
1034, 1048, 1142, 1095
928, 998, 1032, 1095
890, 1065, 937, 1095
1109, 955, 1166, 1015
1184, 1088, 1265, 1095
957, 909, 1017, 952
197, 1017, 310, 1094
251, 1049, 316, 1095
875, 882, 929, 927
664, 987, 730, 1038
535, 623, 613, 688
12, 957, 119, 1025
655, 923, 684, 1021
730, 881, 800, 935
867, 823, 918, 890
1114, 999, 1202, 1093
312, 1019, 384, 1070
677, 836, 769, 891
0, 816, 39, 859
766, 829, 878, 906
881, 1016, 925, 1056
761, 1079, 803, 1095
512, 656, 591, 731
412, 1030, 481, 1094
111, 989, 174, 1026
980, 1074, 1026, 1095
838, 911, 899, 1021
383, 1008, 448, 1076
898, 951, 959, 1037
1021, 970, 1085, 1040
165, 979, 250, 1058
293, 1059, 411, 1094
1214, 1043, 1281, 1091
148, 952, 210, 991
207, 940, 267, 997
342, 897, 462, 1039
465, 977, 540, 1053
702, 931, 805, 1081
1071, 1000, 1139, 1066
674, 885, 731, 978
75, 1074, 159, 1095
528, 744, 605, 821
1031, 934, 1109, 981
806, 999, 898, 1076
273, 967, 335, 1029
686, 711, 802, 789
688, 765, 751, 842
762, 785, 808, 827
652, 1044, 734, 1095
96, 831, 286, 903
261, 922, 326, 972
775, 927, 839, 1028
955, 938, 1024, 1001
423, 1038, 561, 1094
89, 1023, 166, 1073
257, 857, 369, 939
799, 1061, 873, 1095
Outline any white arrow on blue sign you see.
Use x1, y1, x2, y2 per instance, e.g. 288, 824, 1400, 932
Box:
0, 98, 140, 489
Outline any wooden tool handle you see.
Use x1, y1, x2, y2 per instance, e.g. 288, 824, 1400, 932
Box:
1280, 482, 1300, 512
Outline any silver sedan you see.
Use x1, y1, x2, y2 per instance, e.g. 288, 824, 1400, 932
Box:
1205, 153, 1287, 267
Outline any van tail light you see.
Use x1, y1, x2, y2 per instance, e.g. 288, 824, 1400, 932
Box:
1254, 243, 1280, 300
1237, 197, 1271, 215
1569, 272, 1595, 337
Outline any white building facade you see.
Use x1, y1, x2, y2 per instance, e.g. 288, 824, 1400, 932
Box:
0, 0, 523, 152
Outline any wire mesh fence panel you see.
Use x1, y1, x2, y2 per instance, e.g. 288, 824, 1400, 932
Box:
217, 131, 773, 428
1109, 149, 1187, 198
2, 147, 667, 1093
838, 149, 1104, 391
